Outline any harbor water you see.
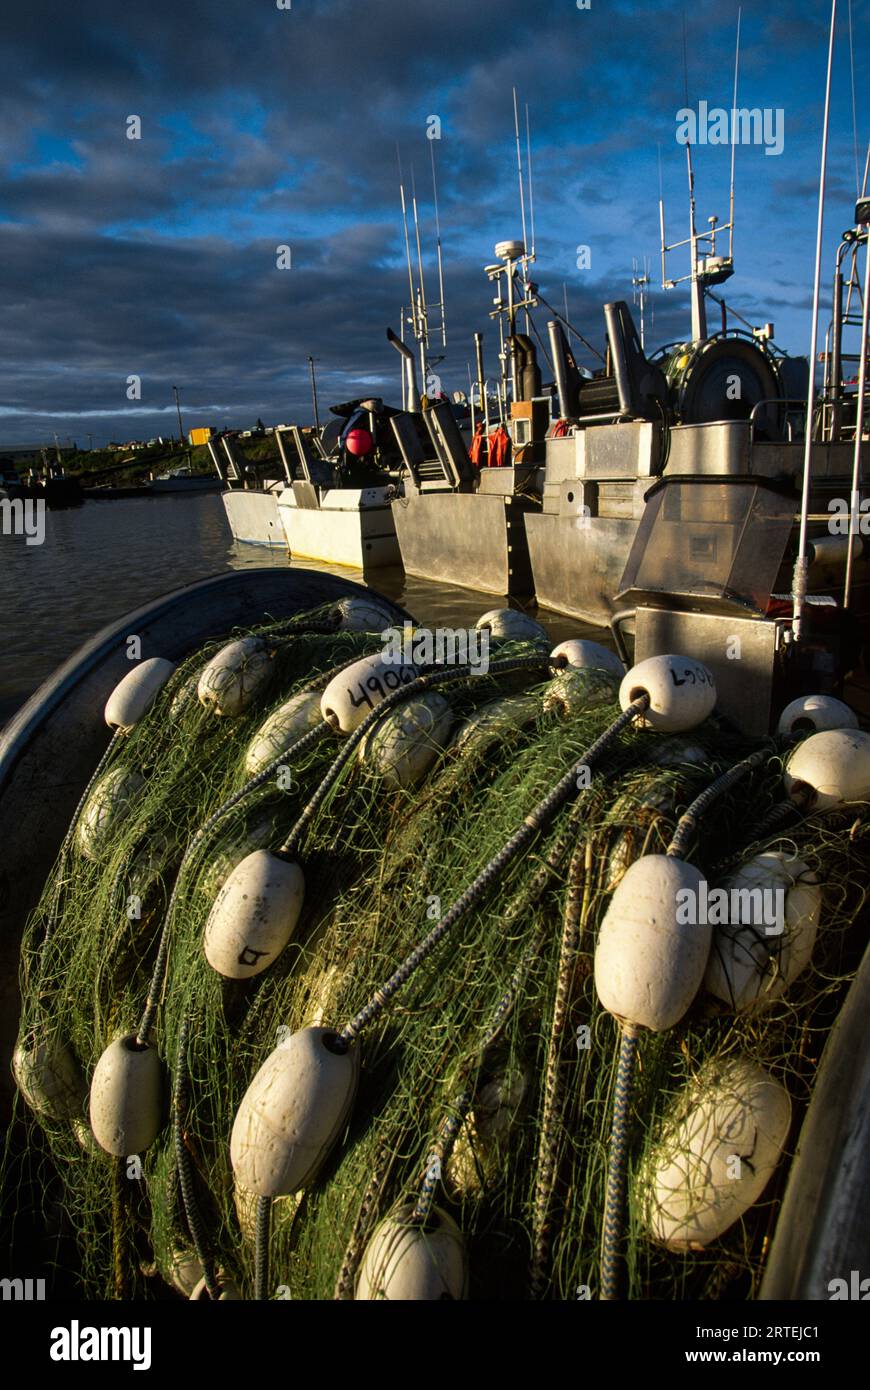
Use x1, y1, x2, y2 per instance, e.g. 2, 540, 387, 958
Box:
0, 492, 596, 728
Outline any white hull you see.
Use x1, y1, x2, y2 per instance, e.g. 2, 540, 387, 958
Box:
277, 485, 401, 570
221, 487, 285, 547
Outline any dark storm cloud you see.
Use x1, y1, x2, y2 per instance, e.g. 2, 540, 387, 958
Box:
0, 0, 865, 445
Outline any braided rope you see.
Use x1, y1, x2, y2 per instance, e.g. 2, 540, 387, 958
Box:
530, 835, 589, 1298
173, 1016, 220, 1299
599, 1022, 639, 1301
254, 1195, 272, 1302
667, 746, 771, 860
338, 698, 648, 1048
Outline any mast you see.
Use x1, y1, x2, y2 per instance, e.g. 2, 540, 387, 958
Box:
791, 0, 838, 643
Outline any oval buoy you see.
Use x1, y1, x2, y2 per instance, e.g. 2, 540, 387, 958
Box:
704, 853, 822, 1012
320, 653, 418, 734
643, 1057, 791, 1250
76, 766, 145, 861
777, 694, 858, 737
619, 655, 716, 733
475, 609, 548, 643
89, 1034, 164, 1156
12, 1035, 87, 1122
594, 855, 711, 1031
198, 637, 273, 717
230, 1027, 359, 1196
549, 639, 624, 679
783, 728, 870, 811
334, 596, 397, 634
104, 657, 175, 731
204, 849, 305, 980
360, 693, 453, 788
356, 1204, 467, 1300
244, 691, 323, 775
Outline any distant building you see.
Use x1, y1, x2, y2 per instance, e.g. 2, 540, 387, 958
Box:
189, 426, 214, 447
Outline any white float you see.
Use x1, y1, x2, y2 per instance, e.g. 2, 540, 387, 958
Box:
543, 667, 619, 718
89, 1034, 164, 1157
197, 637, 273, 717
594, 855, 711, 1031
619, 655, 716, 733
475, 608, 548, 643
704, 853, 822, 1012
76, 766, 145, 861
230, 1026, 359, 1196
244, 691, 324, 775
104, 658, 176, 731
550, 639, 624, 679
643, 1057, 792, 1250
360, 693, 453, 788
446, 1071, 527, 1197
204, 849, 305, 980
320, 652, 418, 734
12, 1035, 87, 1122
334, 595, 396, 634
451, 693, 540, 755
777, 694, 859, 737
169, 1250, 204, 1298
356, 1204, 467, 1300
783, 728, 870, 811
198, 807, 281, 901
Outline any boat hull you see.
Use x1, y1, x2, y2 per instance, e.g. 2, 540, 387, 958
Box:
391, 491, 535, 596
221, 488, 285, 547
278, 485, 400, 570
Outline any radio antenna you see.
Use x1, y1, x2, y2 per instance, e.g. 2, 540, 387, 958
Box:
430, 139, 447, 347
525, 102, 536, 260
512, 87, 529, 255
728, 6, 742, 260
397, 146, 417, 340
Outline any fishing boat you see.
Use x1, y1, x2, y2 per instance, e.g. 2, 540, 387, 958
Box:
208, 432, 288, 548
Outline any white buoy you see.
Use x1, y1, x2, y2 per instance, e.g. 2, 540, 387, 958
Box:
104, 658, 176, 731
783, 728, 870, 811
334, 595, 396, 634
704, 853, 822, 1012
356, 1204, 467, 1300
204, 849, 305, 980
777, 694, 859, 737
89, 1034, 164, 1157
550, 639, 624, 679
12, 1035, 87, 1122
451, 693, 540, 755
543, 667, 619, 718
643, 1057, 791, 1250
475, 608, 548, 643
76, 766, 145, 861
320, 652, 418, 734
594, 855, 711, 1031
446, 1070, 527, 1197
619, 655, 716, 733
230, 1026, 359, 1196
168, 672, 200, 721
244, 691, 323, 775
197, 637, 273, 717
360, 693, 453, 788
169, 1250, 204, 1298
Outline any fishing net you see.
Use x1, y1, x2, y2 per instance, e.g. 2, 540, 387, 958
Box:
4, 601, 868, 1300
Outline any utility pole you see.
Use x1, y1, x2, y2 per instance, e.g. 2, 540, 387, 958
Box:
172, 385, 186, 452
308, 356, 321, 429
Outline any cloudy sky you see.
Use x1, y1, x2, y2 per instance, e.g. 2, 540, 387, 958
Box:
0, 0, 866, 447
